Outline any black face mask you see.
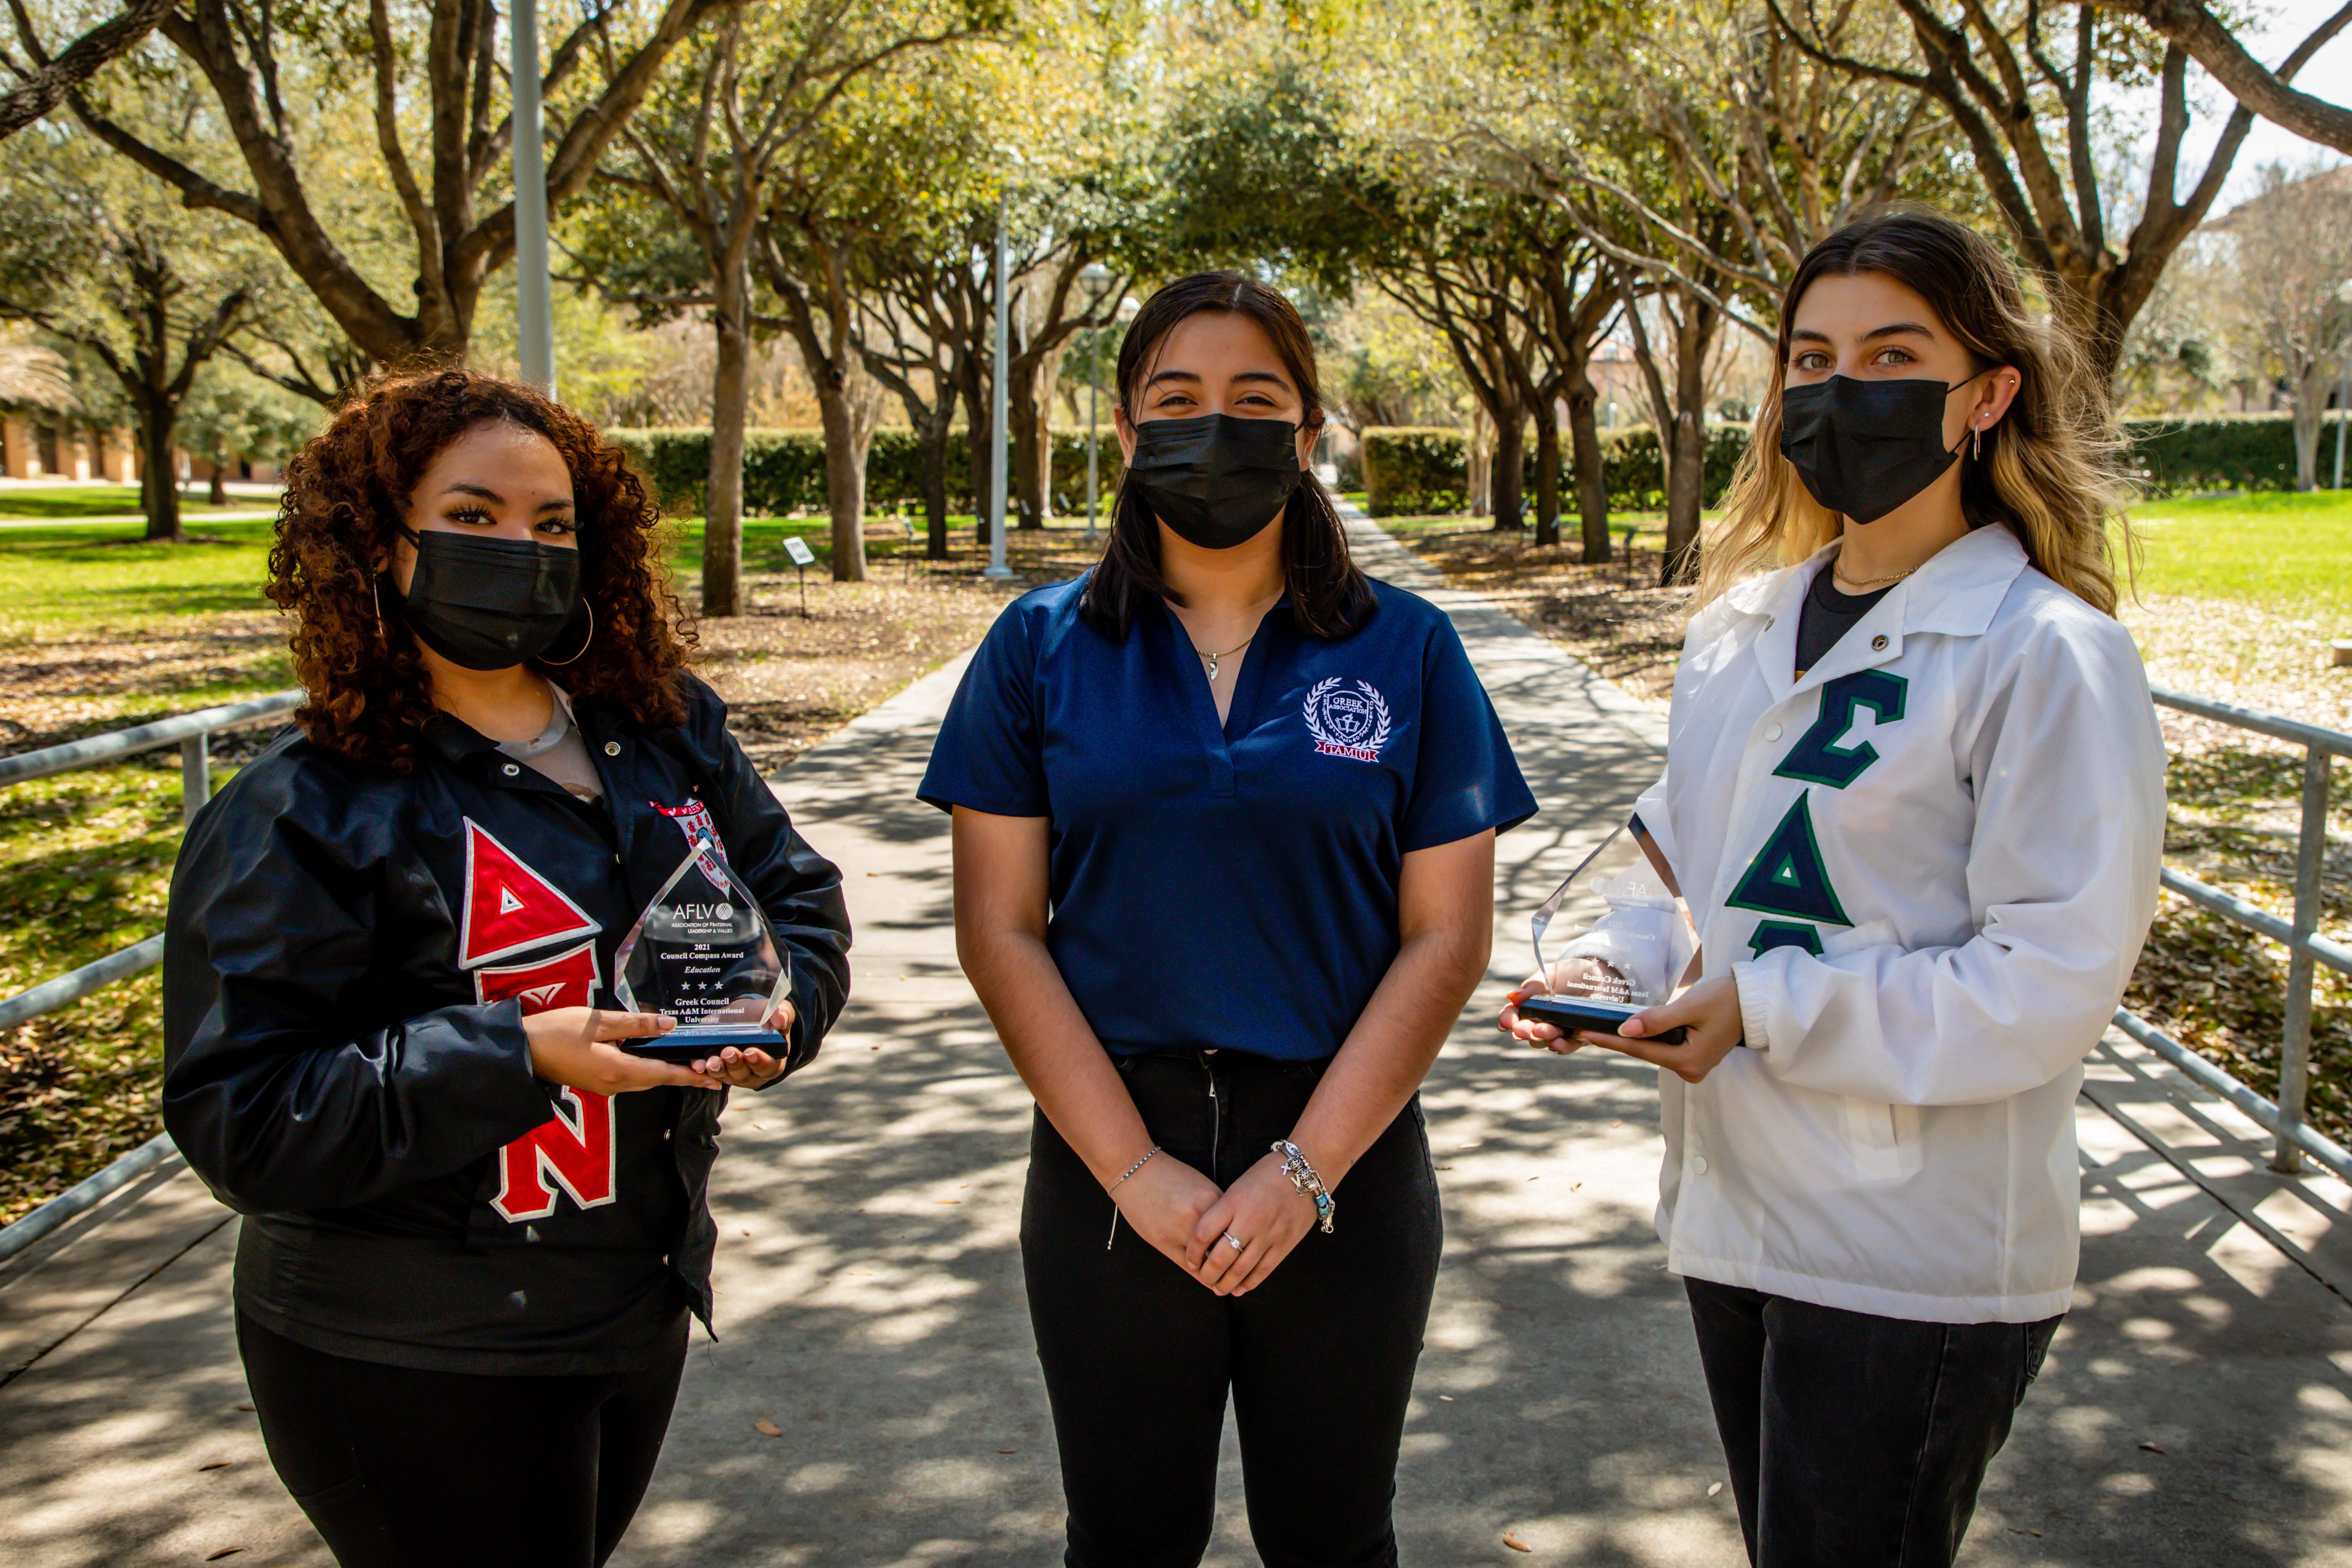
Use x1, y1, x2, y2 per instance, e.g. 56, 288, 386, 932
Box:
1778, 372, 1985, 524
386, 528, 583, 670
1127, 412, 1304, 550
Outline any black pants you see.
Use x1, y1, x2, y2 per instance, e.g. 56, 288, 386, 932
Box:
235, 1307, 689, 1568
1022, 1050, 1443, 1568
1684, 1277, 2062, 1568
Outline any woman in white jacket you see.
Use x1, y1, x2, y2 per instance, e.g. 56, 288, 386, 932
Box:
1503, 208, 2166, 1566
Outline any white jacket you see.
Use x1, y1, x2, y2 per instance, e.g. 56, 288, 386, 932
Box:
1632, 522, 2165, 1322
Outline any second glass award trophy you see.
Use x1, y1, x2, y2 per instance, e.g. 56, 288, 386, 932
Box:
1521, 822, 1692, 1044
613, 829, 792, 1064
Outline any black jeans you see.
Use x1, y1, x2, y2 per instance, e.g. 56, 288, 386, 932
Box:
1022, 1050, 1443, 1568
1684, 1278, 2062, 1568
235, 1307, 689, 1568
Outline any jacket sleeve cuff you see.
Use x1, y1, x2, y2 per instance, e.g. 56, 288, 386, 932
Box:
1730, 961, 1774, 1055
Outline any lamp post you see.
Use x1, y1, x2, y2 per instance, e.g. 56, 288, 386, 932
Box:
984, 193, 1011, 580
1078, 263, 1111, 540
510, 0, 554, 396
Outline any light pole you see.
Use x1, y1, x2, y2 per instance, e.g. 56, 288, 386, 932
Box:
1078, 263, 1111, 540
984, 193, 1012, 580
510, 0, 554, 396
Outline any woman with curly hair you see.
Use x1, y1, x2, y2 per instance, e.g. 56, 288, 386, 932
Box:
162, 368, 852, 1568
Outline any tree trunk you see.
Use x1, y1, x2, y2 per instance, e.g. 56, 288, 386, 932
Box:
961, 376, 993, 548
703, 265, 752, 618
919, 404, 951, 559
1567, 373, 1609, 564
817, 383, 871, 582
2294, 369, 2327, 491
1531, 401, 1562, 548
139, 407, 181, 543
1490, 396, 1525, 532
1468, 406, 1490, 516
1009, 351, 1050, 529
208, 456, 228, 505
1661, 299, 1714, 585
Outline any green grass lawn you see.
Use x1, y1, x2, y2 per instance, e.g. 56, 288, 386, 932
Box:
0, 511, 918, 644
1377, 491, 2352, 615
0, 485, 267, 519
2127, 491, 2352, 615
0, 518, 282, 641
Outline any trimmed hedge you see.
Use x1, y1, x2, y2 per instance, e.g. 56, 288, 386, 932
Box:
1359, 411, 2349, 519
2129, 412, 2347, 495
1359, 427, 1471, 516
1359, 424, 1752, 517
608, 427, 1125, 518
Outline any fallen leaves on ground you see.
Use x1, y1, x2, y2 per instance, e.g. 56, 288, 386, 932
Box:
753, 1419, 782, 1437
1502, 1531, 1534, 1552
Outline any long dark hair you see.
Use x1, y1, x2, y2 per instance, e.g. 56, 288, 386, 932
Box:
1704, 206, 2129, 613
1078, 271, 1375, 639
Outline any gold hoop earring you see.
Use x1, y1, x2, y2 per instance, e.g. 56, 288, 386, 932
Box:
372, 575, 385, 639
1972, 425, 1982, 461
542, 601, 593, 667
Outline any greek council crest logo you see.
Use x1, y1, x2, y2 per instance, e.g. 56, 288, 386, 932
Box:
1303, 677, 1393, 763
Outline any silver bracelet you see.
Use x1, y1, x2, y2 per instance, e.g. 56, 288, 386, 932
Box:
1109, 1144, 1161, 1190
1104, 1144, 1163, 1251
1272, 1140, 1335, 1234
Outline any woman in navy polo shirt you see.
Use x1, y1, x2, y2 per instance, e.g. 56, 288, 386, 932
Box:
921, 272, 1535, 1568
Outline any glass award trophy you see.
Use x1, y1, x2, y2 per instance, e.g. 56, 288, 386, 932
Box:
1521, 822, 1692, 1044
614, 830, 792, 1063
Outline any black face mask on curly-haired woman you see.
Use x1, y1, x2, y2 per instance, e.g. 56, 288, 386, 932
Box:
163, 370, 852, 1568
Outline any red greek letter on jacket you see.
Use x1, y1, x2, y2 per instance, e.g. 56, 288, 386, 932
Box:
473, 927, 618, 1222
491, 1085, 616, 1222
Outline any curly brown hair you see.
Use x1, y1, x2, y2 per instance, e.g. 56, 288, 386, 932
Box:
267, 368, 695, 774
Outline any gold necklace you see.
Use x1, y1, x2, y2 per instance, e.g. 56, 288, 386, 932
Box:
1833, 563, 1917, 591
1194, 636, 1253, 681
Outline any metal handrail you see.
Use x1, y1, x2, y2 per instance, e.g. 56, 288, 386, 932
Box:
2128, 686, 2349, 1177
0, 690, 301, 1031
0, 690, 302, 789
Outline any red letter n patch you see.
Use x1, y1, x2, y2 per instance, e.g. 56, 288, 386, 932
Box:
477, 941, 616, 1222
490, 1087, 616, 1222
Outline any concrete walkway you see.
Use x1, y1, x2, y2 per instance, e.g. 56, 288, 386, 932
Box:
4, 520, 2352, 1566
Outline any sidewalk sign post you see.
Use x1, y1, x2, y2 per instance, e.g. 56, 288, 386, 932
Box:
783, 533, 815, 617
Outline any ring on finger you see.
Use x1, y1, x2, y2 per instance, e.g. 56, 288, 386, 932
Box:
1223, 1231, 1246, 1253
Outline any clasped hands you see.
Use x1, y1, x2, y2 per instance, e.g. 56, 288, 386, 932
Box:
1499, 960, 1746, 1085
1110, 1150, 1317, 1297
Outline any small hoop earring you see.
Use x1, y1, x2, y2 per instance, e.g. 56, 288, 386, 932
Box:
542, 601, 593, 667
1972, 425, 1982, 461
371, 575, 385, 639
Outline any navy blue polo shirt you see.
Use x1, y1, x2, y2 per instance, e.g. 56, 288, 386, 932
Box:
919, 575, 1536, 1062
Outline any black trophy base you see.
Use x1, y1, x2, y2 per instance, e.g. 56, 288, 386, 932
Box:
622, 1026, 791, 1064
1517, 995, 1688, 1045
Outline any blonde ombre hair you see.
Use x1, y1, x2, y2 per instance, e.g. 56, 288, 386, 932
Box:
1698, 208, 2132, 615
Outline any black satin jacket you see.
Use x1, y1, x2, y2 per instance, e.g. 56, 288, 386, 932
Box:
161, 676, 850, 1374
